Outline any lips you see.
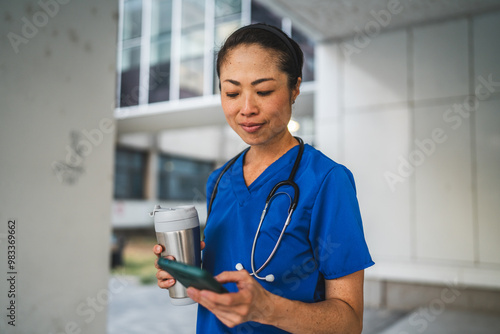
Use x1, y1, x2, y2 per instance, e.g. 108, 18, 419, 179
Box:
240, 122, 264, 133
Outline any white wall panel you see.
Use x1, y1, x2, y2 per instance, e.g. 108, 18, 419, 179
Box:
344, 108, 411, 261
315, 119, 343, 163
315, 42, 343, 162
315, 43, 341, 119
476, 99, 500, 265
474, 11, 500, 89
318, 11, 500, 288
414, 103, 474, 262
344, 30, 407, 110
413, 19, 469, 101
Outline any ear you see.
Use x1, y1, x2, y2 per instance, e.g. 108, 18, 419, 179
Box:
292, 77, 302, 102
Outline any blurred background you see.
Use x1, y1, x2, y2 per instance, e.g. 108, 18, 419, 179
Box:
1, 0, 500, 333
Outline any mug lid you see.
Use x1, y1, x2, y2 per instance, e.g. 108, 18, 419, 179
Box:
150, 205, 198, 222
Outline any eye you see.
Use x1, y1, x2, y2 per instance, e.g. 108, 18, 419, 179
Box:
257, 90, 273, 96
225, 92, 239, 98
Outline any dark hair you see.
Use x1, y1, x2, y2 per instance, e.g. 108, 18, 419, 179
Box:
216, 23, 304, 90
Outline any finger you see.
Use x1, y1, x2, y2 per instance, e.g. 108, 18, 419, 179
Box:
154, 255, 175, 269
190, 289, 231, 312
200, 240, 206, 250
157, 277, 176, 289
153, 244, 164, 256
198, 286, 250, 308
192, 290, 250, 327
215, 270, 251, 284
156, 268, 174, 281
156, 268, 176, 289
188, 286, 226, 307
186, 287, 201, 303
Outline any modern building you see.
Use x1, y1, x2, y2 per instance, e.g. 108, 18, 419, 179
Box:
1, 1, 500, 333
112, 0, 316, 228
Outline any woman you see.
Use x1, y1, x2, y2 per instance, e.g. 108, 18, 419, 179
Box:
154, 23, 374, 334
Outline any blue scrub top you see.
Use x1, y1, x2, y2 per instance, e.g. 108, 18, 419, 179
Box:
198, 143, 374, 334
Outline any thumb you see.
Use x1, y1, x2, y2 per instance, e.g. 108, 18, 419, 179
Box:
215, 270, 250, 284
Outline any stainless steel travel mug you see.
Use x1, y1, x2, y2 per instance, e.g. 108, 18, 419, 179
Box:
151, 205, 201, 305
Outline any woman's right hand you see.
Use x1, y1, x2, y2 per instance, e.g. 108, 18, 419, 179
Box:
153, 241, 206, 289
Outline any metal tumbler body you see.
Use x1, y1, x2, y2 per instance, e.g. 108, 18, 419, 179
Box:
152, 205, 201, 305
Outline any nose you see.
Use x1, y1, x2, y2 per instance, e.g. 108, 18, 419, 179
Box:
241, 93, 258, 116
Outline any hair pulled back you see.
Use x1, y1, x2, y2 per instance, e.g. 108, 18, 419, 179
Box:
216, 23, 303, 90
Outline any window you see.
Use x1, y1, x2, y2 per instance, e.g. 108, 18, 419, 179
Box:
119, 0, 142, 107
179, 0, 206, 98
117, 0, 314, 108
114, 148, 147, 199
158, 154, 214, 201
149, 0, 173, 103
213, 0, 242, 94
251, 0, 315, 82
292, 27, 315, 82
251, 0, 281, 27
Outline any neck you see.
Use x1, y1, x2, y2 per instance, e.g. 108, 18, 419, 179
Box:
246, 132, 298, 167
242, 132, 299, 186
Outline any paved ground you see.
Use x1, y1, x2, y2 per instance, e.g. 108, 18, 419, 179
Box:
107, 276, 500, 334
107, 276, 197, 334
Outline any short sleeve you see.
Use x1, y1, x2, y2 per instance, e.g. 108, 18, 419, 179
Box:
309, 165, 374, 279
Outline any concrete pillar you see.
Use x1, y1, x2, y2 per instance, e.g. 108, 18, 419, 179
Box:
0, 0, 117, 333
314, 42, 344, 162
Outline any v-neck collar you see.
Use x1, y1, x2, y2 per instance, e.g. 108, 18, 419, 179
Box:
230, 145, 301, 206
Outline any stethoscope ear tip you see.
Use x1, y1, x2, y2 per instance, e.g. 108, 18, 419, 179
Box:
265, 274, 275, 282
235, 263, 244, 271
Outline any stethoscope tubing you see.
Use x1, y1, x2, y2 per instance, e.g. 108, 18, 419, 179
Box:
207, 137, 305, 282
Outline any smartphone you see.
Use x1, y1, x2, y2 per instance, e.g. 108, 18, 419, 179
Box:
157, 258, 228, 294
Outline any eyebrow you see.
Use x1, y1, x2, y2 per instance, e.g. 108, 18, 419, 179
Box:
224, 78, 275, 86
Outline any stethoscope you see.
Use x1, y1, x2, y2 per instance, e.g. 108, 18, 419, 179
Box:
207, 137, 304, 282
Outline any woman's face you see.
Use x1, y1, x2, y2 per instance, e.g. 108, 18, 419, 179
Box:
219, 44, 300, 148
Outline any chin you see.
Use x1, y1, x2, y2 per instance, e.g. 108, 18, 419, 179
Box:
238, 133, 264, 146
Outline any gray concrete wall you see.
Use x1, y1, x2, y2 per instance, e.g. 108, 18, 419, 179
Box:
0, 0, 117, 333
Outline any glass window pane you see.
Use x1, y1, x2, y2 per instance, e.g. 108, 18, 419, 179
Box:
215, 0, 241, 18
181, 29, 205, 59
120, 46, 141, 107
292, 27, 315, 82
149, 0, 173, 104
157, 155, 214, 201
213, 20, 240, 94
179, 0, 205, 99
121, 45, 141, 71
214, 20, 239, 48
251, 0, 281, 27
123, 0, 142, 41
149, 38, 171, 103
182, 0, 205, 29
114, 148, 146, 199
179, 56, 204, 98
151, 0, 173, 38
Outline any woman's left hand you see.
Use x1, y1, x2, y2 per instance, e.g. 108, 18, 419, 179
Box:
186, 270, 274, 328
